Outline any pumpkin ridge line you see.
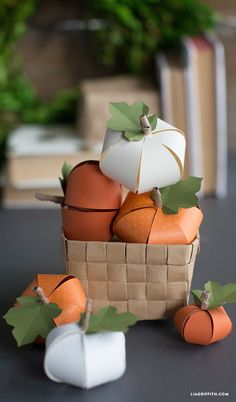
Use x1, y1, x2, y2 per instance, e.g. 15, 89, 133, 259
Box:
204, 309, 215, 343
162, 144, 183, 177
182, 307, 200, 338
147, 209, 158, 244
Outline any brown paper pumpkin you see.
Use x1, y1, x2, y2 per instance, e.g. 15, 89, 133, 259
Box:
174, 304, 232, 345
113, 191, 203, 244
22, 274, 86, 327
62, 160, 122, 241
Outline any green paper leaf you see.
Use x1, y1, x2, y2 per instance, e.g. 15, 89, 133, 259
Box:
191, 281, 236, 310
192, 289, 202, 305
85, 306, 138, 334
3, 296, 62, 347
124, 132, 144, 141
205, 281, 236, 309
107, 102, 157, 141
59, 161, 73, 194
160, 176, 202, 214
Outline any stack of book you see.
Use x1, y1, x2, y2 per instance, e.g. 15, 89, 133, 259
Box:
156, 33, 227, 198
3, 125, 100, 207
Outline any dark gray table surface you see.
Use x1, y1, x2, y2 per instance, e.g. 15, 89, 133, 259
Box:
1, 158, 236, 402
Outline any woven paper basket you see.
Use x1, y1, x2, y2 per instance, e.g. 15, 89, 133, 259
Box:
62, 234, 199, 320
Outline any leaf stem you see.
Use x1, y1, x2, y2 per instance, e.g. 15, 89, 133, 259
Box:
140, 115, 152, 136
150, 187, 162, 208
82, 299, 92, 333
33, 286, 49, 304
200, 291, 210, 310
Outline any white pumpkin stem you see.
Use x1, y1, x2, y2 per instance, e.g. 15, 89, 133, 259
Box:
140, 115, 152, 136
200, 291, 210, 310
151, 187, 162, 208
82, 299, 92, 333
35, 192, 64, 205
33, 286, 49, 304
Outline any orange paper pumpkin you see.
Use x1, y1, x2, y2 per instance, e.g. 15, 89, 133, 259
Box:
174, 304, 232, 345
62, 160, 122, 241
113, 191, 203, 244
22, 274, 86, 327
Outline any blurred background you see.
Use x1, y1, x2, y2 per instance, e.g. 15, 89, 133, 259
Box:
0, 0, 235, 207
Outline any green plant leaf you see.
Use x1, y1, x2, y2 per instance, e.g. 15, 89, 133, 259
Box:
191, 281, 236, 310
160, 176, 202, 214
59, 161, 73, 194
85, 306, 138, 334
3, 296, 62, 347
192, 289, 202, 305
107, 102, 157, 141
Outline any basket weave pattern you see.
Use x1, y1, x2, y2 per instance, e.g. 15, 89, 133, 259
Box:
63, 236, 199, 320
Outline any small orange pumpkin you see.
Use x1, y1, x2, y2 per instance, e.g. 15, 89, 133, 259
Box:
174, 304, 232, 346
174, 282, 236, 345
22, 274, 86, 327
113, 190, 202, 244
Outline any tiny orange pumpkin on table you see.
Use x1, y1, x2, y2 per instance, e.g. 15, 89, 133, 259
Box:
174, 281, 236, 345
113, 177, 203, 244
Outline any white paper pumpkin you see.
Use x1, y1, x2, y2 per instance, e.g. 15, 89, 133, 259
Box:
44, 323, 126, 389
100, 118, 186, 194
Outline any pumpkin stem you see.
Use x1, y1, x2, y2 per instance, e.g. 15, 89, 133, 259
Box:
35, 192, 64, 205
82, 299, 92, 333
140, 115, 152, 136
33, 286, 49, 304
200, 290, 210, 310
150, 187, 162, 208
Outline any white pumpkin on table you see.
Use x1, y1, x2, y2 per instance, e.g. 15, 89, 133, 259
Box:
44, 301, 138, 389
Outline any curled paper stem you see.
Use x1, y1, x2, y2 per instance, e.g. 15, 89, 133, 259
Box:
150, 187, 162, 208
35, 192, 64, 205
200, 291, 210, 310
33, 286, 49, 304
140, 115, 152, 136
82, 299, 92, 333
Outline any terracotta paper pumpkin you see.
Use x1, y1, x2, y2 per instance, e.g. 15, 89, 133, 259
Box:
23, 274, 86, 327
44, 323, 126, 389
113, 191, 203, 244
100, 112, 186, 194
62, 160, 122, 241
174, 305, 232, 346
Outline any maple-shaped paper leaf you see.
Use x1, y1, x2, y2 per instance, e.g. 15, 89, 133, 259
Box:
192, 281, 236, 310
107, 102, 157, 141
3, 296, 62, 347
85, 306, 138, 334
160, 176, 202, 214
59, 161, 73, 194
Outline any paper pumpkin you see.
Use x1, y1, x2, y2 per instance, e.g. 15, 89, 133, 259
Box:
113, 181, 203, 244
174, 281, 236, 345
44, 304, 138, 389
100, 102, 186, 193
62, 160, 122, 241
44, 324, 126, 389
174, 305, 232, 346
22, 274, 86, 327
